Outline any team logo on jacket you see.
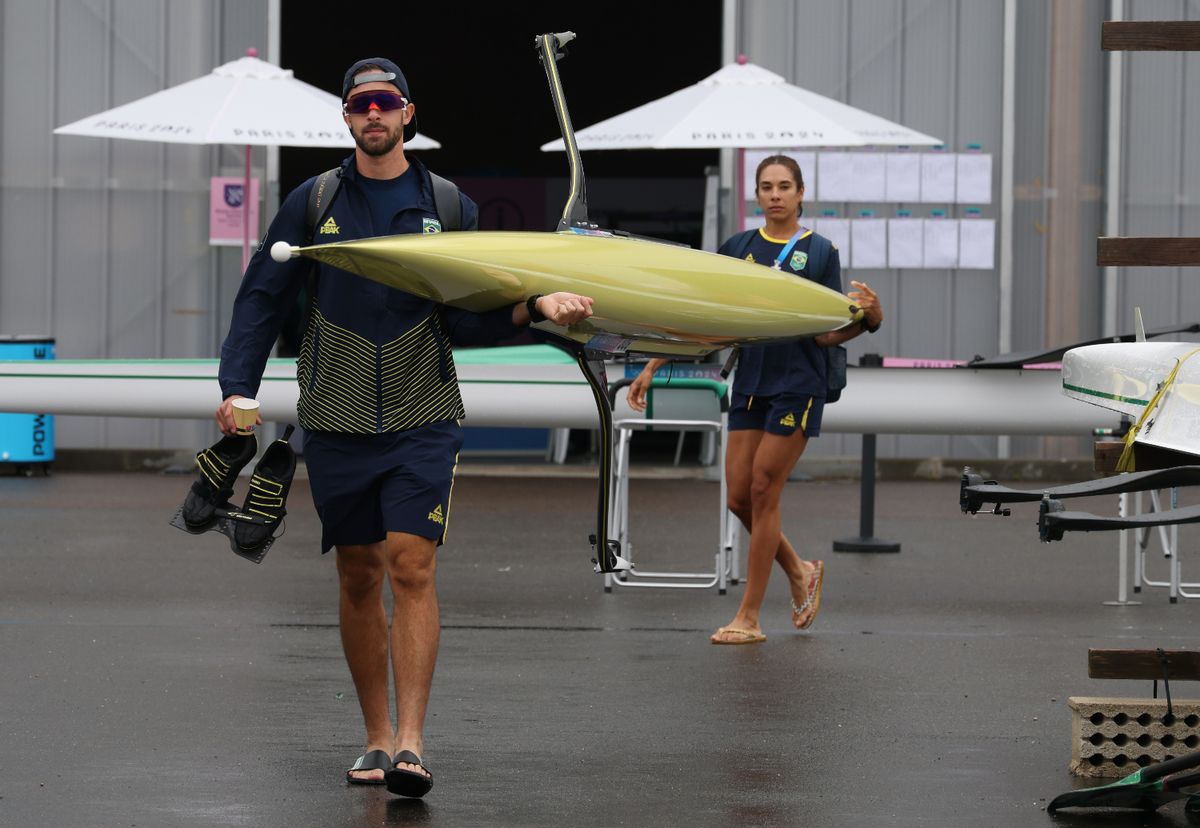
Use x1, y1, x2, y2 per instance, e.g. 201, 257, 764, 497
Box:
790, 251, 808, 271
319, 217, 340, 235
422, 217, 442, 234
427, 503, 445, 525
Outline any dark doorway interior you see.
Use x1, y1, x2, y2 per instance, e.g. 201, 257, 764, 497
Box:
281, 3, 722, 243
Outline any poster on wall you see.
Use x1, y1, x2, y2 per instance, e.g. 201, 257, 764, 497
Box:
955, 154, 993, 204
209, 177, 261, 246
959, 219, 996, 269
885, 153, 921, 202
887, 218, 924, 268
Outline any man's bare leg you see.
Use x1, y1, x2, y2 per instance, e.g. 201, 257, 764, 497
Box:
386, 531, 439, 781
337, 542, 393, 782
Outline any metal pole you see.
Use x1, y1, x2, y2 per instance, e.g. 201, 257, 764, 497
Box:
1103, 0, 1124, 338
719, 0, 737, 242
1104, 490, 1141, 606
1099, 0, 1133, 608
834, 354, 900, 553
998, 0, 1016, 355
997, 0, 1017, 461
859, 434, 878, 538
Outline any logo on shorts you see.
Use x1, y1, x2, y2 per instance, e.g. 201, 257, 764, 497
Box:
422, 217, 442, 234
779, 412, 796, 428
319, 216, 340, 235
427, 503, 445, 525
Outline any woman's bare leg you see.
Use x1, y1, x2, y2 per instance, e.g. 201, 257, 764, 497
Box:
713, 427, 811, 641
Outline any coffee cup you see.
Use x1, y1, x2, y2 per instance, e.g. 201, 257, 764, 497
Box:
231, 398, 260, 435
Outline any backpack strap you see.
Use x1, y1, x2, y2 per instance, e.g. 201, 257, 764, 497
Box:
803, 233, 845, 403
305, 169, 342, 244
806, 232, 832, 281
300, 169, 342, 334
429, 171, 462, 232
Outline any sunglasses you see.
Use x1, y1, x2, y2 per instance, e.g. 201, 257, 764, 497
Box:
344, 90, 409, 115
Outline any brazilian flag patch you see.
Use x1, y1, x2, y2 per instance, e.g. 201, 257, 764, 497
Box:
422, 217, 442, 234
790, 250, 808, 271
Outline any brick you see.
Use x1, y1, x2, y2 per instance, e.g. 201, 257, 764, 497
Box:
1069, 697, 1200, 777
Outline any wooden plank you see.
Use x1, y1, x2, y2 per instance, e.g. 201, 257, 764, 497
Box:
1097, 237, 1200, 267
1093, 440, 1124, 475
1102, 21, 1200, 51
1088, 648, 1200, 681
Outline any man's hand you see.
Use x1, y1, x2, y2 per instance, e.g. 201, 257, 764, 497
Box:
518, 292, 595, 327
539, 292, 594, 326
215, 394, 259, 436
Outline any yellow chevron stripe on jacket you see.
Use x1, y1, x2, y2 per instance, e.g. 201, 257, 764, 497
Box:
297, 308, 465, 433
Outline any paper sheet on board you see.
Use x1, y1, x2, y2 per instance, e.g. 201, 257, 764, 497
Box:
958, 219, 996, 268
811, 217, 851, 263
850, 153, 887, 202
920, 153, 957, 203
887, 218, 924, 268
955, 153, 993, 204
923, 218, 959, 268
817, 152, 853, 202
850, 218, 887, 269
885, 153, 921, 202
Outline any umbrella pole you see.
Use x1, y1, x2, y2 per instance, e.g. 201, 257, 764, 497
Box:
242, 144, 252, 273
737, 148, 746, 234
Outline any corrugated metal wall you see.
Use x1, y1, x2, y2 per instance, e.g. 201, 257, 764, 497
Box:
0, 0, 269, 450
739, 0, 1132, 460
4, 1, 1199, 460
1119, 0, 1200, 329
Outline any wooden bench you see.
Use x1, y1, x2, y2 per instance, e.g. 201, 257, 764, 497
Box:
1089, 649, 1200, 686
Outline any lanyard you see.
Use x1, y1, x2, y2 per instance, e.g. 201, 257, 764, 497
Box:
772, 227, 808, 270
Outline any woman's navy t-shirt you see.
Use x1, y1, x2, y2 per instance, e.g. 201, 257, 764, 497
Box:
716, 227, 842, 398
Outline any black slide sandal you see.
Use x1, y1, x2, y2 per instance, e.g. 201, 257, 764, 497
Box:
346, 749, 393, 785
385, 750, 433, 798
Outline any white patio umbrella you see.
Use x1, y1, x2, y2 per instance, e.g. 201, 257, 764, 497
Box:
54, 52, 440, 268
541, 58, 941, 229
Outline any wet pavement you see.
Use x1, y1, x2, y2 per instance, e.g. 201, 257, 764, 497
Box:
2, 466, 1199, 827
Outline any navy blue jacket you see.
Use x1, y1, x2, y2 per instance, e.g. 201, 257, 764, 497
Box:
219, 155, 520, 433
718, 227, 841, 398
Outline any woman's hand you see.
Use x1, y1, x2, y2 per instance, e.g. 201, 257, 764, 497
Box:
627, 359, 667, 412
848, 280, 883, 332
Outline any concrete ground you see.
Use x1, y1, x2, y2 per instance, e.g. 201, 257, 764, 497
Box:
2, 464, 1199, 827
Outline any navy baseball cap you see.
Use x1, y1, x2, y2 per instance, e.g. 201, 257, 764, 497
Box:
342, 58, 417, 142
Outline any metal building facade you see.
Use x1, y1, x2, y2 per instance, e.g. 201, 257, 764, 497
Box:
1, 0, 1197, 462
0, 0, 270, 451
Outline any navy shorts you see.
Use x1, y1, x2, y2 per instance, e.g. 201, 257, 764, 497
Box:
303, 420, 464, 553
729, 392, 823, 437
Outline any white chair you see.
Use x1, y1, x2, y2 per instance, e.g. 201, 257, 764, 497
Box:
604, 377, 739, 593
